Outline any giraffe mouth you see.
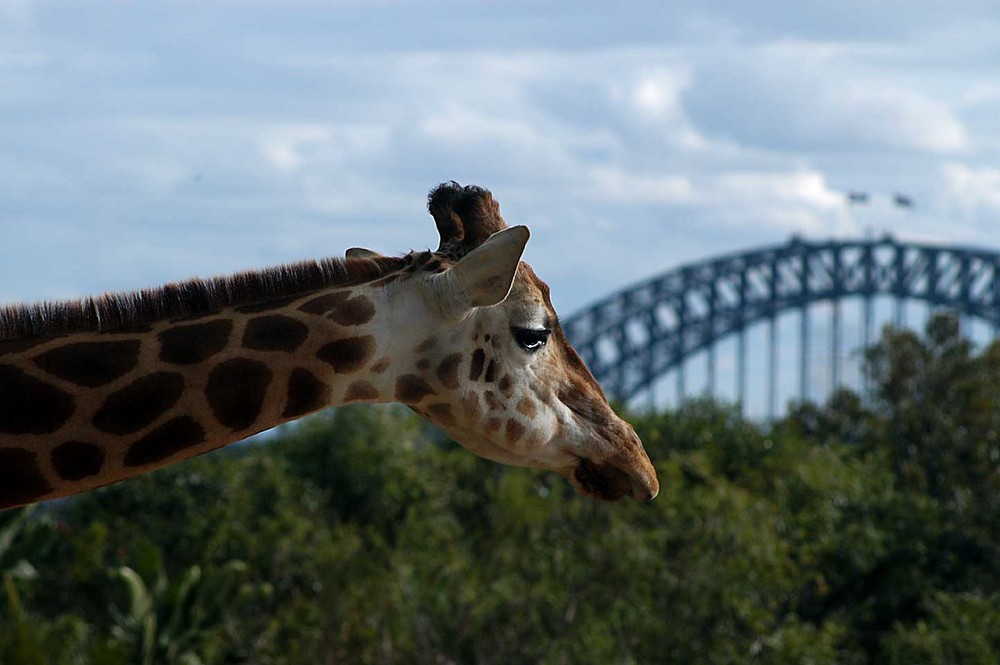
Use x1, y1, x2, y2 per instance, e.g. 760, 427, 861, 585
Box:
571, 457, 656, 502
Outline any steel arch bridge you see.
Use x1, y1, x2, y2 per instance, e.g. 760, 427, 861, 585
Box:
563, 235, 1000, 412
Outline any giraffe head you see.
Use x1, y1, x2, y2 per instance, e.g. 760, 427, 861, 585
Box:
364, 183, 658, 501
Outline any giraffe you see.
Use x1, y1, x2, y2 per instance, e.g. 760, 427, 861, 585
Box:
0, 182, 659, 510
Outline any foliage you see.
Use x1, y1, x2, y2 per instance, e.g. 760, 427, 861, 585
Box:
3, 313, 1000, 663
110, 544, 259, 665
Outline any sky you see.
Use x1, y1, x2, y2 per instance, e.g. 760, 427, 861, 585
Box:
2, 0, 1000, 323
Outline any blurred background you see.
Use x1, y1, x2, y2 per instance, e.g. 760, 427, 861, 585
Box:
3, 1, 1000, 663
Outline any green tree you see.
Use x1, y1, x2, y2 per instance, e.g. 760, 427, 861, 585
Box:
110, 544, 258, 665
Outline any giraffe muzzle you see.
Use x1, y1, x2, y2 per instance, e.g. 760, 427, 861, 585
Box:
572, 452, 659, 502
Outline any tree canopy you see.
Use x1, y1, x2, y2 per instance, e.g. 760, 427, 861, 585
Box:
3, 313, 1000, 663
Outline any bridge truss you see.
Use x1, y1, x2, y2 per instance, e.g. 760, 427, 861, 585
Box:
563, 235, 1000, 414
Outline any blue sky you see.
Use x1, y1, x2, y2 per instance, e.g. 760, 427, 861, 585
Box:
2, 0, 999, 321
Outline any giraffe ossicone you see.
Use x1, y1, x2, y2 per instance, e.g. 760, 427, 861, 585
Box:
0, 182, 659, 509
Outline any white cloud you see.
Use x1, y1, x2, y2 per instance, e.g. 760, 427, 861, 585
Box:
616, 67, 689, 121
942, 163, 1000, 216
612, 66, 710, 150
582, 166, 696, 205
838, 84, 969, 153
691, 40, 971, 154
0, 0, 32, 21
697, 170, 853, 236
418, 103, 540, 148
578, 164, 847, 233
715, 169, 841, 209
962, 82, 1000, 109
259, 123, 390, 173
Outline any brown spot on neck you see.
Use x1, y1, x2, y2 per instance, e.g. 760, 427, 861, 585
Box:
92, 372, 185, 435
469, 348, 486, 381
483, 390, 502, 411
462, 392, 482, 420
242, 315, 309, 352
299, 291, 348, 315
414, 337, 435, 354
206, 358, 273, 431
436, 353, 462, 390
0, 448, 52, 508
395, 374, 436, 404
330, 295, 376, 326
505, 419, 525, 444
283, 368, 329, 418
159, 320, 233, 365
300, 292, 376, 326
0, 366, 75, 435
317, 336, 375, 373
344, 380, 379, 402
427, 402, 456, 426
516, 397, 537, 418
124, 416, 206, 467
0, 338, 48, 359
51, 441, 104, 481
33, 340, 141, 387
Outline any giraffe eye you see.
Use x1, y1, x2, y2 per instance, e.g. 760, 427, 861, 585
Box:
513, 327, 551, 352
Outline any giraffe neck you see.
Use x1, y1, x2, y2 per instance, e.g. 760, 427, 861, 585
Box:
0, 278, 409, 509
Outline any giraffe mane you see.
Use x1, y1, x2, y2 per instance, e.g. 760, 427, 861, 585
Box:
0, 254, 413, 342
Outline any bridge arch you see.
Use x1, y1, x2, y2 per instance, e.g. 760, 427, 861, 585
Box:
562, 235, 1000, 407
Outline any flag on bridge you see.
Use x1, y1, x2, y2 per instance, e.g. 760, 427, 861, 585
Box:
893, 194, 914, 209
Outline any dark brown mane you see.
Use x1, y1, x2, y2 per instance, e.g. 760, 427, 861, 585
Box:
0, 254, 412, 342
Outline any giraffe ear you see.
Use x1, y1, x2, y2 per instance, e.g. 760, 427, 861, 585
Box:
346, 247, 382, 259
430, 226, 529, 319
